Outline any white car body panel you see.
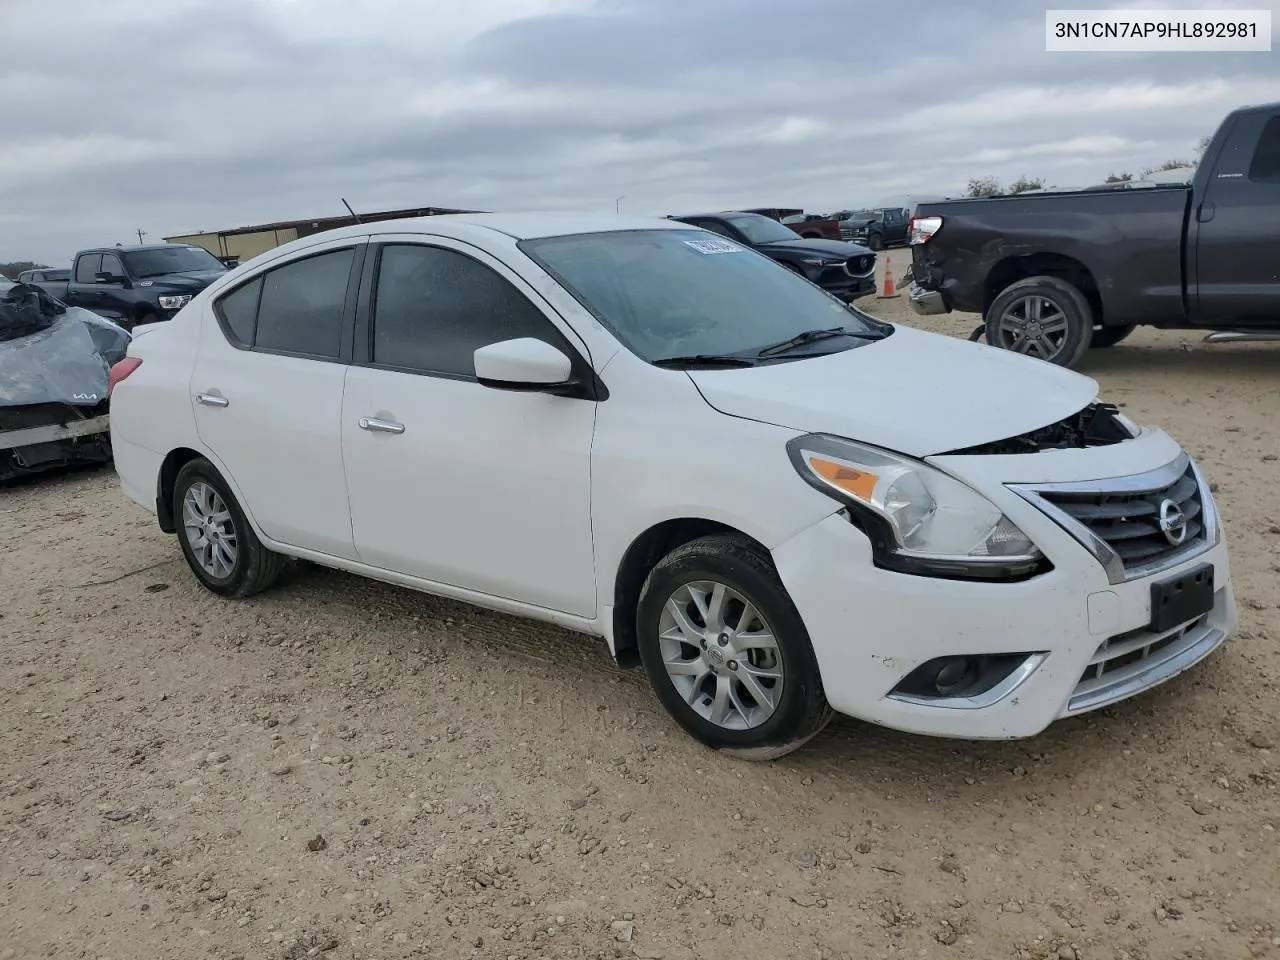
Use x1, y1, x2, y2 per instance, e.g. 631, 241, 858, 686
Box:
687, 323, 1098, 458
107, 212, 1238, 744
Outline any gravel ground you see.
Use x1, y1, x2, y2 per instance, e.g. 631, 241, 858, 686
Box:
2, 269, 1278, 960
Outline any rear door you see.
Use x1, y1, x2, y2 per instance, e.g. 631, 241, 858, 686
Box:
1193, 111, 1280, 327
189, 237, 366, 560
96, 251, 133, 324
69, 253, 103, 313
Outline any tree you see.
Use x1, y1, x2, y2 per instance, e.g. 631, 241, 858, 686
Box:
0, 261, 48, 280
1105, 171, 1133, 183
966, 176, 1002, 198
1008, 175, 1044, 194
1196, 136, 1210, 156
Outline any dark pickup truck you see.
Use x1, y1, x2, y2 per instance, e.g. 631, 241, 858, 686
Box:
836, 207, 910, 250
28, 243, 229, 331
907, 100, 1280, 368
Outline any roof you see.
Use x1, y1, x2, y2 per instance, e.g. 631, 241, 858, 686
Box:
82, 243, 207, 254
277, 212, 694, 244
167, 205, 483, 240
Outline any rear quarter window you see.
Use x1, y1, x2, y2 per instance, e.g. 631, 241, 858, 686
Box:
1248, 115, 1280, 182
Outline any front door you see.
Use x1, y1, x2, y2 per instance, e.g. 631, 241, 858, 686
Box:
189, 238, 365, 560
340, 237, 598, 617
1194, 111, 1280, 327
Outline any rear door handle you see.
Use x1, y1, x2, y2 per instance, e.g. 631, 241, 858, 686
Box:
358, 416, 404, 434
196, 393, 229, 407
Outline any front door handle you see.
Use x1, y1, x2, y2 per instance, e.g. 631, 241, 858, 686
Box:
1196, 201, 1215, 223
196, 392, 229, 407
358, 416, 404, 434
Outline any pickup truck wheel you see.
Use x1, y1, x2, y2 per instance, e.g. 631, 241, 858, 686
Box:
635, 534, 834, 761
173, 457, 287, 598
866, 232, 884, 251
985, 276, 1093, 367
1090, 324, 1135, 348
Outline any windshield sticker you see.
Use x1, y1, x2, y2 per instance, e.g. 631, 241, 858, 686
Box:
684, 238, 745, 254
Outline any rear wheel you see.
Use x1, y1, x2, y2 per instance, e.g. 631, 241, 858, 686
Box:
636, 534, 834, 760
984, 275, 1094, 368
1090, 324, 1135, 348
173, 457, 287, 598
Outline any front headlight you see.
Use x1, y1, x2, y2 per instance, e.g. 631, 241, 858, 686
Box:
786, 434, 1047, 580
159, 294, 192, 310
800, 258, 840, 267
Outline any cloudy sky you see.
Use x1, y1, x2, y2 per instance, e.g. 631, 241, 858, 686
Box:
2, 0, 1277, 264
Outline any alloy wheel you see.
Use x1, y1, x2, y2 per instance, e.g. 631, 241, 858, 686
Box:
182, 481, 239, 578
657, 580, 783, 730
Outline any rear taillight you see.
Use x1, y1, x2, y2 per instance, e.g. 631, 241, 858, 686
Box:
108, 357, 142, 396
909, 216, 942, 245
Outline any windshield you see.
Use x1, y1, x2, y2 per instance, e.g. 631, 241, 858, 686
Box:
720, 213, 802, 245
123, 246, 227, 279
521, 228, 886, 364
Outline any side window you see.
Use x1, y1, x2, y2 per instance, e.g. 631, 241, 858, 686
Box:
372, 244, 565, 377
215, 277, 262, 347
74, 255, 101, 284
253, 249, 354, 358
697, 220, 738, 241
1248, 115, 1280, 182
99, 253, 125, 278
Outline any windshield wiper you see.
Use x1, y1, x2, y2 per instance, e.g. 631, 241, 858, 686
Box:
755, 327, 853, 358
651, 354, 759, 369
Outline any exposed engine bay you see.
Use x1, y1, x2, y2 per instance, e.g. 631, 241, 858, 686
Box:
942, 402, 1134, 456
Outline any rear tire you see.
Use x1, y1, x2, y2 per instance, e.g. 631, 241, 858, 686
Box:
635, 534, 834, 760
1090, 324, 1135, 348
173, 457, 287, 598
984, 275, 1094, 368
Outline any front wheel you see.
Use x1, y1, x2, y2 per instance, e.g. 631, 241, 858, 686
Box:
866, 232, 885, 251
173, 457, 287, 598
984, 275, 1095, 368
635, 534, 834, 760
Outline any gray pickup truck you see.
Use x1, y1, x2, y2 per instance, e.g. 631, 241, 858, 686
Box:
906, 100, 1280, 367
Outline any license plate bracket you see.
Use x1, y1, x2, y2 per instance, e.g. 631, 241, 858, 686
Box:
1149, 563, 1214, 633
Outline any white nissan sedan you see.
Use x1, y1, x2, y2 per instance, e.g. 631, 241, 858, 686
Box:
108, 214, 1236, 758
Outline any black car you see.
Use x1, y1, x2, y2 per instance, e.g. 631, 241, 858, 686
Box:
24, 243, 230, 331
668, 212, 876, 301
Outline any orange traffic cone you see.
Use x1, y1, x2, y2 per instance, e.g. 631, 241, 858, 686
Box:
876, 257, 896, 298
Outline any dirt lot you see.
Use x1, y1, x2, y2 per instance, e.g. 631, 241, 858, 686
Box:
3, 269, 1278, 960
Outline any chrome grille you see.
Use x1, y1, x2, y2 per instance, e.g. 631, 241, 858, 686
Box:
1066, 610, 1225, 714
843, 254, 874, 276
1010, 453, 1216, 585
840, 226, 865, 240
1040, 462, 1202, 568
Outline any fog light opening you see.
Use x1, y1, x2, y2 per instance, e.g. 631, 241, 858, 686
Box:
890, 652, 1045, 703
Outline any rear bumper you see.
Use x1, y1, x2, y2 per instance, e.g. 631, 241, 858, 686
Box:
906, 282, 949, 316
0, 413, 111, 452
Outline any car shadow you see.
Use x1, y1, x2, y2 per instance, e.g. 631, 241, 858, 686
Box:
1075, 340, 1280, 379
280, 558, 1235, 798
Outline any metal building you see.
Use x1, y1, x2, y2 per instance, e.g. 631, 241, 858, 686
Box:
164, 205, 482, 264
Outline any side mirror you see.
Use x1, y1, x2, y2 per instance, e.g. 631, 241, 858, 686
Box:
473, 338, 579, 395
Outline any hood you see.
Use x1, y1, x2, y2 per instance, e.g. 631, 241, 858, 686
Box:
686, 324, 1098, 458
839, 217, 877, 228
756, 236, 872, 258
138, 269, 226, 291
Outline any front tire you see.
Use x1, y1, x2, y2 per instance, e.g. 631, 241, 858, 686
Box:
866, 232, 885, 251
635, 534, 833, 760
173, 457, 286, 598
984, 275, 1094, 368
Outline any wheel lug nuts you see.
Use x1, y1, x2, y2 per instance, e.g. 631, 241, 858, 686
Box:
727, 661, 738, 671
717, 634, 729, 646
